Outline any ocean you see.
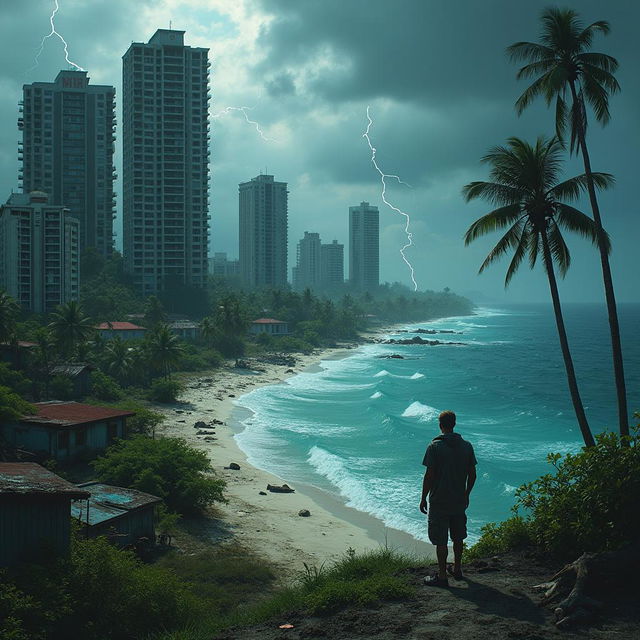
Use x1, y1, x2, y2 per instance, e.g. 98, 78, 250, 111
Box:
233, 303, 639, 544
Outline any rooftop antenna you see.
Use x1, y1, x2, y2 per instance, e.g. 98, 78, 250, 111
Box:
169, 20, 172, 30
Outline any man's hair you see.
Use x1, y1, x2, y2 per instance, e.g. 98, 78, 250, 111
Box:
439, 410, 456, 431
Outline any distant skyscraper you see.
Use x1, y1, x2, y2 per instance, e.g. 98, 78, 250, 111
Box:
0, 192, 79, 313
238, 174, 288, 288
19, 70, 115, 257
209, 252, 240, 278
349, 201, 379, 291
320, 239, 344, 288
293, 232, 321, 291
122, 29, 210, 295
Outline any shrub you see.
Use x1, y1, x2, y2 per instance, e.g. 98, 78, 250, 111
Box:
117, 401, 164, 436
0, 363, 32, 396
467, 424, 640, 560
92, 435, 226, 515
274, 337, 313, 353
148, 377, 182, 403
89, 371, 123, 401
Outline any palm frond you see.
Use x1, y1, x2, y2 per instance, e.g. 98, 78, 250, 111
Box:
515, 70, 556, 115
515, 58, 557, 80
546, 221, 571, 277
555, 203, 611, 253
504, 224, 529, 287
577, 21, 611, 49
548, 172, 614, 201
580, 62, 621, 95
462, 181, 523, 206
569, 91, 586, 154
477, 220, 526, 273
463, 204, 523, 245
527, 230, 540, 270
555, 93, 568, 143
577, 52, 619, 74
506, 41, 555, 63
581, 71, 611, 124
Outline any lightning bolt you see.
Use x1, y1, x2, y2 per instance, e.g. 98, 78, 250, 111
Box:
211, 105, 277, 143
28, 0, 84, 74
363, 105, 418, 291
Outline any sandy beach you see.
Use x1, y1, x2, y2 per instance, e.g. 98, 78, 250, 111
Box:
156, 343, 434, 580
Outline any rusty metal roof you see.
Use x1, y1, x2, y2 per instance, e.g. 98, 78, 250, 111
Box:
20, 402, 135, 428
71, 482, 161, 526
0, 463, 89, 499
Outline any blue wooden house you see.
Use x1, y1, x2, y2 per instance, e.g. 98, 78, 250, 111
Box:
2, 402, 135, 462
0, 463, 89, 566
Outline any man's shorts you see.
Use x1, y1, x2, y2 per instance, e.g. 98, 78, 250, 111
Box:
427, 509, 467, 546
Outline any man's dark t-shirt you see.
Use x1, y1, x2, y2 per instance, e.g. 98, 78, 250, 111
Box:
422, 433, 477, 515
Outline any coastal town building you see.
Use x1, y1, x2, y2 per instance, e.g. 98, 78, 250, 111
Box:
349, 201, 379, 292
209, 251, 240, 278
249, 318, 289, 336
19, 70, 116, 256
50, 364, 93, 398
71, 482, 161, 547
122, 29, 210, 295
320, 239, 344, 288
293, 231, 321, 291
0, 191, 79, 313
97, 321, 147, 341
2, 402, 134, 462
239, 174, 288, 288
0, 463, 90, 566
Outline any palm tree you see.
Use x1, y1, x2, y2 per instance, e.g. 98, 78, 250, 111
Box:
463, 137, 613, 448
146, 325, 184, 378
102, 336, 133, 383
507, 7, 628, 438
48, 301, 95, 361
0, 290, 20, 344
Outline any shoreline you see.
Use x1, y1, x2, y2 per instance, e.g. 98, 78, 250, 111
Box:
156, 337, 434, 578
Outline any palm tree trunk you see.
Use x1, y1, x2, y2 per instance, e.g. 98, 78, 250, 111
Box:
568, 81, 629, 440
541, 231, 595, 448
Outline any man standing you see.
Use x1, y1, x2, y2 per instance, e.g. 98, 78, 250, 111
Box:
420, 410, 477, 586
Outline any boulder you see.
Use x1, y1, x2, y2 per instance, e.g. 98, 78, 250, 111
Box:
228, 462, 241, 470
193, 420, 208, 429
298, 509, 311, 517
259, 491, 267, 496
267, 483, 295, 493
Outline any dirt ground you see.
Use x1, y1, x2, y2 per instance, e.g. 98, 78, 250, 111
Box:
213, 552, 640, 640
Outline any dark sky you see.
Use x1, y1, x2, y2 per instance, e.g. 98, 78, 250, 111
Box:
1, 0, 638, 302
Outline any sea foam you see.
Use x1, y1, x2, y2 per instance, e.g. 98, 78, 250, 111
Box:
401, 401, 439, 422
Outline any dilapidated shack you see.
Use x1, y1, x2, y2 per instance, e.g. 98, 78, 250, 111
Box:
0, 462, 89, 566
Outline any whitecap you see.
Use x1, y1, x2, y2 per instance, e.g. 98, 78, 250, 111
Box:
401, 401, 439, 422
373, 369, 390, 377
409, 372, 425, 380
370, 391, 383, 399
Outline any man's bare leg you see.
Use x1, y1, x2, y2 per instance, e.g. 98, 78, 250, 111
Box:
453, 540, 463, 577
436, 544, 448, 580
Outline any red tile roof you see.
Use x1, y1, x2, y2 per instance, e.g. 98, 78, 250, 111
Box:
97, 321, 146, 331
21, 402, 135, 428
252, 318, 287, 324
0, 463, 90, 498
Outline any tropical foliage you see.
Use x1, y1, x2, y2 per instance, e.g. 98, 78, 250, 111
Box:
463, 136, 612, 447
508, 7, 628, 437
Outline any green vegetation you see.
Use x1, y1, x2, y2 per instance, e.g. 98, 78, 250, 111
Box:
92, 436, 226, 515
466, 422, 640, 561
463, 136, 609, 447
148, 377, 183, 403
508, 7, 628, 438
0, 535, 205, 640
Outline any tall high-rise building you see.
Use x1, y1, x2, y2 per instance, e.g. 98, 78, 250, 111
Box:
320, 239, 344, 288
238, 174, 288, 288
349, 201, 379, 291
209, 252, 240, 278
122, 29, 210, 295
293, 232, 321, 291
0, 192, 79, 313
18, 70, 116, 257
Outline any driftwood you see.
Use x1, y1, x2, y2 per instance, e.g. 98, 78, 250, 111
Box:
533, 546, 639, 629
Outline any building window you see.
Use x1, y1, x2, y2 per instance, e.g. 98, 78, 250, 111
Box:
58, 431, 70, 449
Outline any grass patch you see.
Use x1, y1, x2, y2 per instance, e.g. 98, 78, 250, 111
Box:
155, 547, 421, 639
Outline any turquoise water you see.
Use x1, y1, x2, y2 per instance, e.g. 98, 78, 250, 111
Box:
234, 304, 639, 543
